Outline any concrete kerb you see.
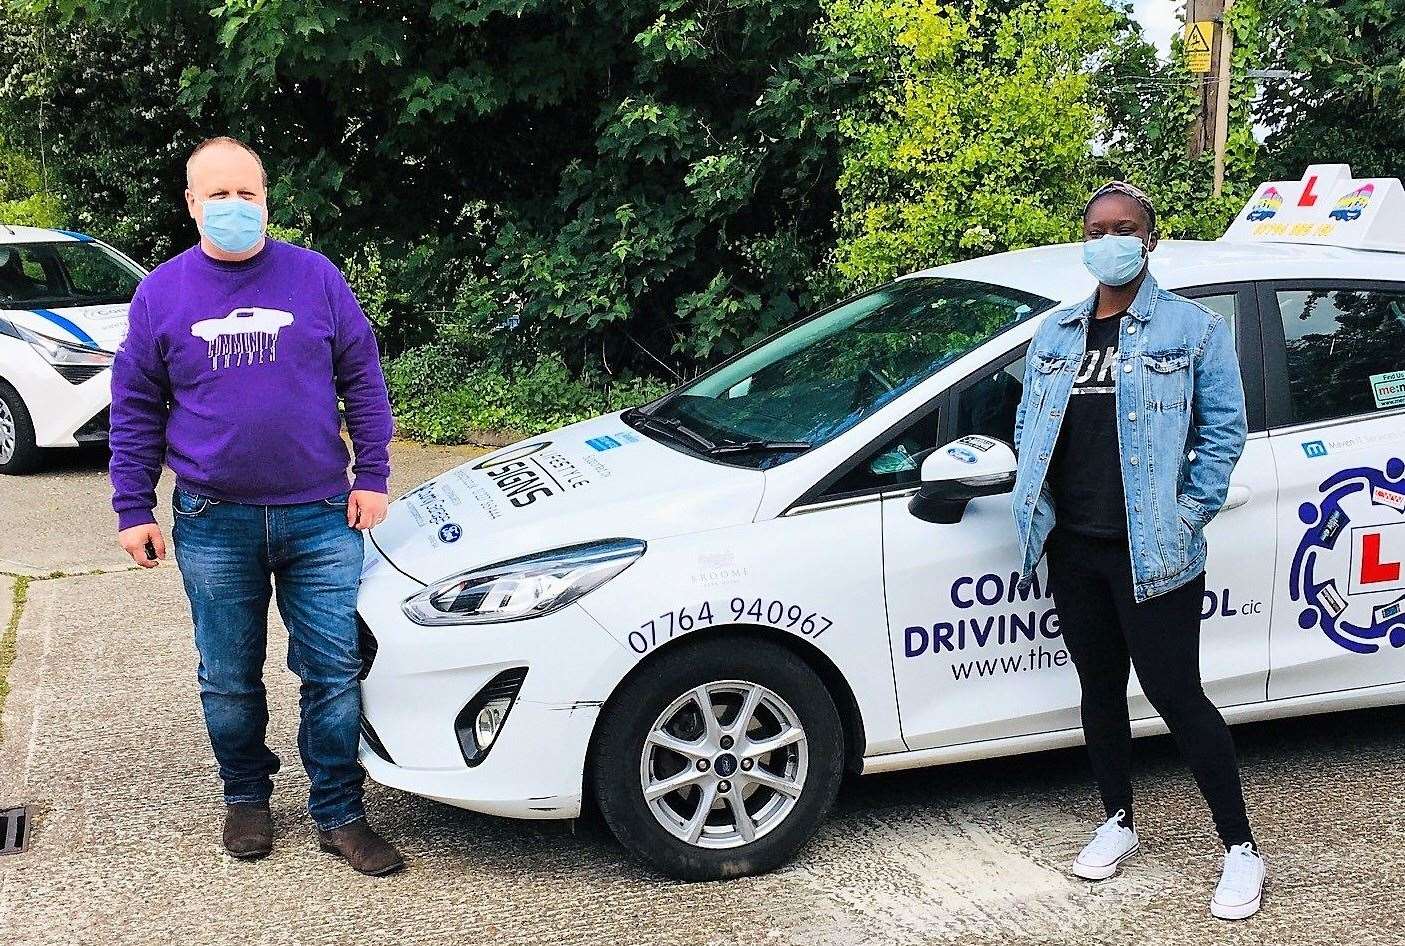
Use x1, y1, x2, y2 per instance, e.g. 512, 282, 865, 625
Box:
0, 574, 15, 722
0, 572, 33, 811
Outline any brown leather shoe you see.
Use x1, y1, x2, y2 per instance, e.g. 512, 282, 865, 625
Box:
223, 802, 274, 859
317, 818, 405, 876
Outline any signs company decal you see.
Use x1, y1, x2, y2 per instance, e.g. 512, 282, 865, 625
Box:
470, 440, 594, 509
1290, 458, 1405, 653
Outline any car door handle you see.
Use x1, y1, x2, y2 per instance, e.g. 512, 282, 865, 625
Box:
1223, 484, 1251, 511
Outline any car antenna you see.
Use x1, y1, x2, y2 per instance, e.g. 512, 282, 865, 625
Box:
0, 222, 15, 235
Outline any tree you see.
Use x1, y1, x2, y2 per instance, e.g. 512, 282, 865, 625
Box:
1255, 0, 1405, 180
6, 0, 851, 372
824, 0, 1124, 288
1094, 0, 1263, 239
0, 7, 216, 262
0, 136, 61, 226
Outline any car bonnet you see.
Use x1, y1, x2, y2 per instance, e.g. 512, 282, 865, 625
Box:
366, 411, 767, 585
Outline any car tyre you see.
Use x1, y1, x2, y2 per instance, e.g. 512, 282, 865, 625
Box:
592, 636, 845, 881
0, 380, 40, 475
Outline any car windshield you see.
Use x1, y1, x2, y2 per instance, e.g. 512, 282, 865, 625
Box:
637, 277, 1055, 468
0, 240, 142, 310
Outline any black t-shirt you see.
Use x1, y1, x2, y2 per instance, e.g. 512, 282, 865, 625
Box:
1049, 313, 1128, 537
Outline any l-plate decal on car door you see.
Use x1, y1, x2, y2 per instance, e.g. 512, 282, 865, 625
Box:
1290, 458, 1405, 653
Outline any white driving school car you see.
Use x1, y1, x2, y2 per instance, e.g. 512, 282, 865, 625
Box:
0, 225, 144, 474
358, 165, 1405, 879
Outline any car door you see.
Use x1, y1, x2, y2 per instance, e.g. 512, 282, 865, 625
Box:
1263, 280, 1405, 699
880, 344, 1075, 749
1172, 284, 1277, 712
883, 285, 1274, 752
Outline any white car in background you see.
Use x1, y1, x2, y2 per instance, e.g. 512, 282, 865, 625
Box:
357, 165, 1405, 879
0, 225, 144, 473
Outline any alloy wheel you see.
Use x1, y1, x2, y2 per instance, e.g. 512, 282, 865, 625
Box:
639, 680, 808, 849
0, 397, 14, 465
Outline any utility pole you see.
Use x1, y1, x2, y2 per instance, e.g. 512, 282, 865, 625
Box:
1185, 0, 1234, 195
1211, 0, 1236, 196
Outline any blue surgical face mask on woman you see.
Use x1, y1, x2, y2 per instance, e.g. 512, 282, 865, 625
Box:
1082, 234, 1146, 287
200, 197, 265, 253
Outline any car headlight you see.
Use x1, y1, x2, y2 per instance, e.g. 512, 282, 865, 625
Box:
13, 323, 114, 368
402, 538, 646, 626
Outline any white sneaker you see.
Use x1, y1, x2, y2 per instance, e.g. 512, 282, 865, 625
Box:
1071, 810, 1139, 880
1211, 843, 1266, 920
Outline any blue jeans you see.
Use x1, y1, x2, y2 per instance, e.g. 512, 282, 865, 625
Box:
172, 486, 367, 831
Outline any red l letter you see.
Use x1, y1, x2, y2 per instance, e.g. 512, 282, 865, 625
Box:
1299, 175, 1320, 207
1360, 532, 1401, 584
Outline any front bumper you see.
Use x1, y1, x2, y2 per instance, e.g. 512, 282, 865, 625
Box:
1, 339, 112, 448
359, 699, 601, 818
355, 548, 635, 820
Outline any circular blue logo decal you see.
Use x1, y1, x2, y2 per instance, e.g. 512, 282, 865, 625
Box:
438, 523, 463, 544
947, 446, 979, 464
1290, 458, 1405, 654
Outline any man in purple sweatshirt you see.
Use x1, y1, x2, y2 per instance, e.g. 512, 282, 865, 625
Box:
110, 136, 403, 875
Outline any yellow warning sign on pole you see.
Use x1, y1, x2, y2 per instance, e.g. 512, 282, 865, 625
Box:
1184, 20, 1215, 73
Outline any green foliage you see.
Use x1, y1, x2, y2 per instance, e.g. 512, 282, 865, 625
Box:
1254, 0, 1405, 179
1095, 0, 1263, 239
4, 0, 851, 374
1, 0, 1398, 446
826, 0, 1122, 287
0, 135, 61, 226
0, 7, 213, 265
387, 350, 672, 442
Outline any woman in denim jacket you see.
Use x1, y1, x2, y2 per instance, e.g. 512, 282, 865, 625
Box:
1011, 182, 1264, 920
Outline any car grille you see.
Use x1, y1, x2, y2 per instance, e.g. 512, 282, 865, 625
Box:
56, 364, 107, 385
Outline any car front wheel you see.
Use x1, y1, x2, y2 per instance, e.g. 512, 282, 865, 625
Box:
0, 380, 40, 475
592, 637, 845, 880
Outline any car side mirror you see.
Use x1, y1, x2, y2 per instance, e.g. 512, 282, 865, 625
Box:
908, 435, 1017, 524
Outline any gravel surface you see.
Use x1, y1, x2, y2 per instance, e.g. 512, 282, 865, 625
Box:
1, 445, 1401, 945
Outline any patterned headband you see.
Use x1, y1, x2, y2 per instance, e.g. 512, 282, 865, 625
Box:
1084, 181, 1158, 231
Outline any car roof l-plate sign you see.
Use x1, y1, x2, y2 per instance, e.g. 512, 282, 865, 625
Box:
1222, 164, 1405, 254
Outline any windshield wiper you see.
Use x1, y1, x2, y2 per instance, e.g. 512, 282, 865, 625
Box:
708, 439, 812, 456
627, 410, 718, 452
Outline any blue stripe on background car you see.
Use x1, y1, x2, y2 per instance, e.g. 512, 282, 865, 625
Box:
28, 308, 101, 348
53, 229, 95, 242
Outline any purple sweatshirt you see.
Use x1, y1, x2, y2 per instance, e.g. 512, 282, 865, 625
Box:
110, 240, 393, 531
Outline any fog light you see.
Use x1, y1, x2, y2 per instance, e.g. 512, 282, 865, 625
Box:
474, 700, 510, 750
453, 667, 528, 767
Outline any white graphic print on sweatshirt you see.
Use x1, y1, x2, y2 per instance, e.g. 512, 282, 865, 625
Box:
190, 307, 294, 369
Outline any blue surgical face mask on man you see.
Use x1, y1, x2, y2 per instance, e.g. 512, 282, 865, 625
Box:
200, 197, 265, 253
1082, 234, 1146, 287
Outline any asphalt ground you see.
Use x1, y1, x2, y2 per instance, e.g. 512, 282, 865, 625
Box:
2, 443, 1403, 945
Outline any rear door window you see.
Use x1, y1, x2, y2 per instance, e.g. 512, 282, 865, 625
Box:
1265, 283, 1405, 427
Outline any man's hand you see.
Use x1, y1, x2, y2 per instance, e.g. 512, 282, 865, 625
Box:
119, 524, 166, 568
347, 490, 388, 531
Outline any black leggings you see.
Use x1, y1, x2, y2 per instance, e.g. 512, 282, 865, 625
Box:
1046, 529, 1254, 849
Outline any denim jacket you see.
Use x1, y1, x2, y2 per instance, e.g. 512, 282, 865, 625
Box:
1011, 272, 1246, 602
